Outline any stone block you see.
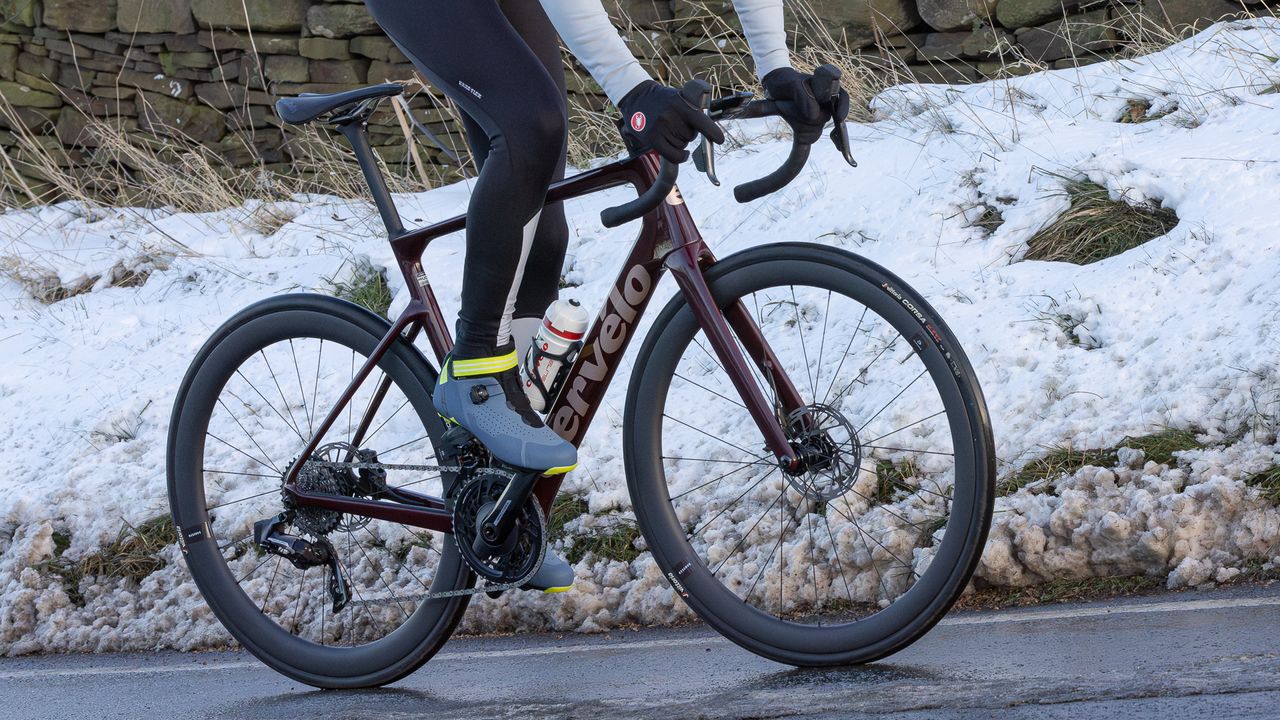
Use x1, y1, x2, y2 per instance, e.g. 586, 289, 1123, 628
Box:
996, 0, 1078, 30
0, 44, 15, 81
0, 79, 61, 107
191, 0, 307, 32
805, 0, 916, 37
117, 0, 192, 33
1016, 10, 1116, 63
197, 31, 297, 54
17, 51, 55, 79
263, 54, 308, 82
919, 0, 999, 31
138, 90, 223, 141
919, 31, 969, 61
43, 0, 116, 33
349, 35, 396, 61
117, 68, 193, 98
13, 69, 55, 92
1141, 0, 1243, 31
308, 58, 366, 84
961, 25, 1015, 57
0, 0, 39, 27
166, 51, 218, 69
299, 37, 349, 60
306, 3, 379, 38
607, 0, 675, 28
195, 80, 243, 109
367, 60, 417, 83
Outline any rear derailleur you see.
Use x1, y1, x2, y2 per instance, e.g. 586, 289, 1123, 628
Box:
252, 511, 351, 612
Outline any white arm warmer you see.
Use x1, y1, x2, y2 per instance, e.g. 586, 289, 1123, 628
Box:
538, 0, 791, 104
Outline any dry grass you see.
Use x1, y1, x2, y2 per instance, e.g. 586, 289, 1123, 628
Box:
1245, 466, 1280, 505
1024, 177, 1179, 265
38, 515, 175, 605
328, 258, 393, 317
958, 574, 1163, 610
1000, 427, 1205, 495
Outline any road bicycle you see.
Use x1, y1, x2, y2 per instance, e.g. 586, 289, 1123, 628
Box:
166, 68, 995, 688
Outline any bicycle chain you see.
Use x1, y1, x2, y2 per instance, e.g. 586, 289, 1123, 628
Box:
302, 459, 533, 605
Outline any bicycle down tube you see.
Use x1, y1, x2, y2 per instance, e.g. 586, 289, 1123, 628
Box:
283, 148, 807, 530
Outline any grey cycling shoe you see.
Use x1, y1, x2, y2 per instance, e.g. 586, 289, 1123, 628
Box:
522, 551, 576, 593
433, 350, 577, 474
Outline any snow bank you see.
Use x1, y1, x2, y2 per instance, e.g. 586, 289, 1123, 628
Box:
3, 21, 1280, 652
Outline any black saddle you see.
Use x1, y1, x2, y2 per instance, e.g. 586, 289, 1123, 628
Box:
275, 83, 404, 125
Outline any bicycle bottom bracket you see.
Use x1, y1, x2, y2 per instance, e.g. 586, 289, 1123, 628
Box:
450, 470, 545, 583
783, 403, 862, 501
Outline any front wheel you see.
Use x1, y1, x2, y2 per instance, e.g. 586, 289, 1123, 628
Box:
625, 243, 994, 666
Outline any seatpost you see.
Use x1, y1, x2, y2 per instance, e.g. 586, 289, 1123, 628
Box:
338, 120, 406, 238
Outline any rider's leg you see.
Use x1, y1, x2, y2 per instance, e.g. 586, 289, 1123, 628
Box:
455, 0, 575, 594
458, 0, 572, 355
364, 0, 575, 475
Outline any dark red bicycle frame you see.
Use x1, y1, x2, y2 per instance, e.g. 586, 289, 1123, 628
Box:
282, 132, 806, 535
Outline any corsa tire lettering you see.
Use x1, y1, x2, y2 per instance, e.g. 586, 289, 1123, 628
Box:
552, 265, 652, 437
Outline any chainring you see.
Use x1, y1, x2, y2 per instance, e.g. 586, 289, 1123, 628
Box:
450, 471, 546, 584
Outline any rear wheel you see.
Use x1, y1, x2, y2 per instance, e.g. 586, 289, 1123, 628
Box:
167, 294, 472, 688
625, 244, 994, 666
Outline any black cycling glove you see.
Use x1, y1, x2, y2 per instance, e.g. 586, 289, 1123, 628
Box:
762, 67, 850, 146
617, 80, 725, 163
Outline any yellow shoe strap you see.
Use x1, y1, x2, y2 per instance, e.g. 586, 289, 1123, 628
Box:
452, 350, 518, 377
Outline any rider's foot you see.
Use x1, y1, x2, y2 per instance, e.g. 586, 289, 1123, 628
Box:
522, 551, 575, 593
433, 350, 577, 474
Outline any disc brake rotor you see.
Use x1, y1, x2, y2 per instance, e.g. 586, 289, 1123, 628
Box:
785, 403, 862, 501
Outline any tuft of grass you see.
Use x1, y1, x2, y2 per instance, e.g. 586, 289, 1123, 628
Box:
547, 492, 643, 564
547, 492, 591, 542
1000, 428, 1206, 495
329, 259, 392, 317
1118, 98, 1177, 123
1121, 427, 1204, 466
970, 204, 1005, 235
38, 516, 175, 605
1000, 445, 1118, 495
958, 575, 1162, 610
1245, 466, 1280, 505
564, 517, 643, 565
1024, 178, 1178, 265
873, 458, 920, 504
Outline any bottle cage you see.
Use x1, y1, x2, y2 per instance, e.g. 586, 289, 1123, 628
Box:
523, 339, 583, 412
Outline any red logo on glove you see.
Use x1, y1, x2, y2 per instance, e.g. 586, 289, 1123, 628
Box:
629, 111, 646, 132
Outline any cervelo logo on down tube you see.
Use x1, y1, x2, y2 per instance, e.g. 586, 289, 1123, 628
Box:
551, 264, 652, 438
629, 111, 646, 132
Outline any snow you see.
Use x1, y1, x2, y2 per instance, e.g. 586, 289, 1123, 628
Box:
3, 21, 1280, 653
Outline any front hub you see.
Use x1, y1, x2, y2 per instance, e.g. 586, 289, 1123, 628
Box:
783, 403, 863, 501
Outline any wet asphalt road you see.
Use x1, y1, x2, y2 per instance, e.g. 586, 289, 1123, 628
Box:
2, 584, 1278, 720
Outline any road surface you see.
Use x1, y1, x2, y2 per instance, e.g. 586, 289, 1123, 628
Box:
2, 584, 1277, 719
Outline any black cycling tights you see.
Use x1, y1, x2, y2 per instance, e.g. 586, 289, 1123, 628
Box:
364, 0, 570, 359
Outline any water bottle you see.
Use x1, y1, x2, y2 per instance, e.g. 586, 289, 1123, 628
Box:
523, 299, 589, 412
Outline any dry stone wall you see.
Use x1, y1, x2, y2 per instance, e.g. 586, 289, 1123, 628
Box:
0, 0, 1254, 194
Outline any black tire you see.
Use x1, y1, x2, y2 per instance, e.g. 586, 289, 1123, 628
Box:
167, 294, 473, 688
625, 243, 994, 666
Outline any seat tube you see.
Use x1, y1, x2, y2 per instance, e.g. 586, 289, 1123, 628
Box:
339, 121, 406, 238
